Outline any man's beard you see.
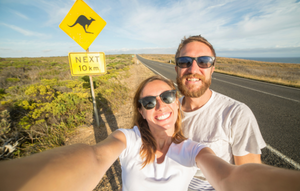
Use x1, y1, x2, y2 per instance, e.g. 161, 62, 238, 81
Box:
176, 74, 211, 98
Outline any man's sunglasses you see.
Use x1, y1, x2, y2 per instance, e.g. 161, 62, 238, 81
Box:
138, 90, 177, 110
176, 56, 215, 68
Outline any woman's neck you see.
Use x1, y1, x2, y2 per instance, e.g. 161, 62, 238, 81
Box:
152, 132, 172, 164
155, 136, 172, 151
155, 136, 172, 164
150, 128, 173, 151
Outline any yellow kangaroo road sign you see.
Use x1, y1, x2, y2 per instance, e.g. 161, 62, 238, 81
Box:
68, 52, 106, 76
59, 0, 106, 50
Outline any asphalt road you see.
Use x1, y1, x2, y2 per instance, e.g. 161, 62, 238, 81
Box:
137, 55, 300, 170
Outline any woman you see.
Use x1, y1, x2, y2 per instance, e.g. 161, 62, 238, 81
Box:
0, 75, 299, 191
119, 75, 205, 190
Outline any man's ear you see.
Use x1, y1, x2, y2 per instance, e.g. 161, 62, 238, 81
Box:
175, 66, 178, 74
211, 66, 215, 75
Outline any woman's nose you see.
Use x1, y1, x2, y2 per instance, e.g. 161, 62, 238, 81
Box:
155, 97, 166, 109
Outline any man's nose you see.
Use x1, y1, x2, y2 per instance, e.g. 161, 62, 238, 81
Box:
187, 60, 199, 73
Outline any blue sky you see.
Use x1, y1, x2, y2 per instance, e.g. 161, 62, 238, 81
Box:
0, 0, 300, 58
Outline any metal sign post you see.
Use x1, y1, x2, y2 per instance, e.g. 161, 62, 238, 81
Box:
87, 48, 100, 127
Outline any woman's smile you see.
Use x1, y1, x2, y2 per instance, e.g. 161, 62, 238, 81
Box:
155, 112, 171, 121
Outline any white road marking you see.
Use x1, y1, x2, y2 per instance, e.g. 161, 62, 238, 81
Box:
213, 78, 300, 103
217, 73, 300, 91
266, 144, 300, 170
139, 60, 300, 169
142, 63, 177, 86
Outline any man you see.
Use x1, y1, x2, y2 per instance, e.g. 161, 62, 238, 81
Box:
174, 35, 266, 191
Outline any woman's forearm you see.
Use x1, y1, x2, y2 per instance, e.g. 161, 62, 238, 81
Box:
0, 131, 126, 191
0, 143, 102, 191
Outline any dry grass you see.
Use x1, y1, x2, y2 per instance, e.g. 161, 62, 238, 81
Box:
140, 54, 175, 64
139, 54, 300, 88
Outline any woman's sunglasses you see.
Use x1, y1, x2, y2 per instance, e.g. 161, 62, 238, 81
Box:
176, 56, 215, 68
138, 90, 177, 110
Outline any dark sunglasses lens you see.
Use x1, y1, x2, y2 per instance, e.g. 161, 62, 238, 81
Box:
140, 97, 156, 109
197, 57, 214, 68
177, 57, 193, 68
160, 91, 176, 104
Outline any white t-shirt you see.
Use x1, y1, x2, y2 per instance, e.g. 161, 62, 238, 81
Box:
180, 90, 266, 190
117, 126, 207, 191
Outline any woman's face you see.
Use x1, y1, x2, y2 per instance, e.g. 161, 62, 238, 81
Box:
139, 80, 179, 135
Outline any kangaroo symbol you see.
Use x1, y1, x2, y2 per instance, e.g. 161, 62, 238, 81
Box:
69, 15, 95, 34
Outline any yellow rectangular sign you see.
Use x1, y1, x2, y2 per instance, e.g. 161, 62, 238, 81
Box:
68, 52, 106, 76
59, 0, 106, 50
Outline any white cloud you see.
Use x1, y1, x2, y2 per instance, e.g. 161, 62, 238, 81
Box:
1, 0, 299, 57
8, 0, 75, 27
0, 23, 50, 38
0, 22, 51, 38
217, 46, 300, 57
0, 39, 78, 57
9, 9, 29, 20
106, 0, 300, 51
105, 47, 176, 54
43, 49, 53, 53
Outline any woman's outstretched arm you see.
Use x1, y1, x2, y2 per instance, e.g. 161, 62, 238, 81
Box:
196, 147, 300, 191
0, 130, 126, 191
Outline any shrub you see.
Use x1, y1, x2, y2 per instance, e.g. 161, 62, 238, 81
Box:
0, 54, 134, 159
0, 89, 5, 99
6, 78, 20, 82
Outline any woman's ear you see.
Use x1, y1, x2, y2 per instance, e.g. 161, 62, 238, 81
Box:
139, 108, 145, 119
176, 98, 180, 107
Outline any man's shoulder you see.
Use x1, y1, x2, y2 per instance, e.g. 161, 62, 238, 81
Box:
179, 90, 250, 113
212, 90, 238, 102
211, 90, 245, 107
212, 91, 256, 118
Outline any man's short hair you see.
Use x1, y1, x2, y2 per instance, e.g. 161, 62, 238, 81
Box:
175, 35, 216, 59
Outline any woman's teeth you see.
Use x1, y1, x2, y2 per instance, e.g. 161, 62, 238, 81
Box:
157, 113, 171, 120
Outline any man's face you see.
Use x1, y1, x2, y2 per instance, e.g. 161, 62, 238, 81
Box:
175, 41, 215, 98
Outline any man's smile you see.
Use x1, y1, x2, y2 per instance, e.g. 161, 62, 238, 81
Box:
187, 77, 200, 82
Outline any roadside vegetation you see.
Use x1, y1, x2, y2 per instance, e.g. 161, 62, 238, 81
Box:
140, 54, 300, 88
0, 54, 134, 160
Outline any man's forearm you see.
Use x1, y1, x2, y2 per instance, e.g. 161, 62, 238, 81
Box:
225, 163, 300, 191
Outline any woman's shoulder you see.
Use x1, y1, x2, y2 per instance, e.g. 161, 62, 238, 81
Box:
117, 126, 141, 144
118, 126, 142, 159
118, 126, 140, 136
171, 139, 207, 155
168, 139, 207, 167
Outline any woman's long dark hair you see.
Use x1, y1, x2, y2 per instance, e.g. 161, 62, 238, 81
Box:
133, 75, 187, 168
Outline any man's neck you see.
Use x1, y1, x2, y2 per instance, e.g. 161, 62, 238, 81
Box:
181, 89, 212, 112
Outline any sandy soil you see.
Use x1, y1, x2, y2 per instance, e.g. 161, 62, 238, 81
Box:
65, 62, 154, 191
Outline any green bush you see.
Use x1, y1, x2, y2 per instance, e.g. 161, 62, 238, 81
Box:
6, 78, 20, 82
0, 89, 5, 99
0, 54, 134, 159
